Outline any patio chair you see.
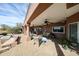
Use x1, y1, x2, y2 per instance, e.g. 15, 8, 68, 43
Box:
0, 46, 11, 53
0, 35, 12, 44
48, 32, 56, 41
1, 35, 19, 48
0, 35, 19, 53
38, 36, 48, 47
0, 35, 3, 38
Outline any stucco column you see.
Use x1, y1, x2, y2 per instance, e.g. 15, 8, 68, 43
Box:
26, 23, 31, 41
24, 26, 26, 35
22, 25, 27, 35
26, 24, 30, 36
22, 26, 24, 34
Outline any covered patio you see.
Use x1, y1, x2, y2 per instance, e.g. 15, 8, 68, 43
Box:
23, 3, 79, 55
23, 3, 79, 40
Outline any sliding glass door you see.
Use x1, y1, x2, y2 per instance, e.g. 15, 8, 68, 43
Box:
69, 23, 77, 43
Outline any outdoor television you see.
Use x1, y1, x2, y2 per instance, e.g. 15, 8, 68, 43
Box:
52, 26, 65, 33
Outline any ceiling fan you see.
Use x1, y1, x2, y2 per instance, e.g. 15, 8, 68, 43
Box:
44, 19, 52, 25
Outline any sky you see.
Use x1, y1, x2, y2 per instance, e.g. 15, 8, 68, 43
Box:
0, 3, 29, 27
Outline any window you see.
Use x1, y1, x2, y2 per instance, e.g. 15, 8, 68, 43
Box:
52, 26, 65, 33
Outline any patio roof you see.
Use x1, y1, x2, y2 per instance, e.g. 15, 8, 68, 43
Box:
24, 3, 79, 27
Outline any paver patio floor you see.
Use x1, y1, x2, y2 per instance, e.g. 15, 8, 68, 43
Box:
0, 34, 78, 56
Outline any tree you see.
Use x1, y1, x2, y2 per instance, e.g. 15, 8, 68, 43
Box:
16, 22, 22, 28
0, 24, 9, 30
0, 24, 11, 34
9, 23, 22, 34
0, 23, 23, 34
15, 22, 22, 33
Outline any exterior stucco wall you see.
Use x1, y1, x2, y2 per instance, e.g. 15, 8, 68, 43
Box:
32, 22, 65, 38
65, 12, 79, 38
51, 22, 65, 38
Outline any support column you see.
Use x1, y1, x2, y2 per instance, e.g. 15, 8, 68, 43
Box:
22, 25, 27, 35
24, 25, 26, 35
26, 23, 31, 41
26, 24, 30, 37
22, 26, 24, 34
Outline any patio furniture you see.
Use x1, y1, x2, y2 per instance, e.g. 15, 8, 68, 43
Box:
38, 35, 48, 47
1, 35, 19, 48
0, 35, 11, 44
0, 35, 3, 38
47, 32, 56, 41
16, 36, 21, 44
30, 34, 34, 40
0, 47, 11, 53
0, 33, 7, 36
